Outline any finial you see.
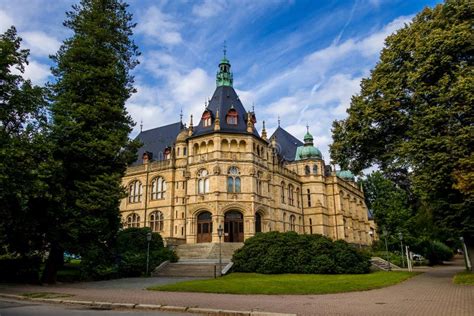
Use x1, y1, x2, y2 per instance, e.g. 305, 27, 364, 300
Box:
140, 119, 143, 132
180, 108, 183, 123
306, 123, 309, 133
252, 102, 255, 112
278, 116, 281, 127
223, 40, 227, 57
262, 120, 267, 141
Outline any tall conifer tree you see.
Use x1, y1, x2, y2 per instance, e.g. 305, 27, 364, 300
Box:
45, 0, 139, 283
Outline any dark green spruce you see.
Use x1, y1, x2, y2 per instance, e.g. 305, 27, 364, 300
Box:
330, 0, 473, 249
44, 0, 140, 283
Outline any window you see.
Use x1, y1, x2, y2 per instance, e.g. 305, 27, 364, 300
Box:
227, 166, 241, 193
305, 165, 310, 175
281, 181, 285, 203
307, 188, 311, 207
198, 169, 209, 194
296, 188, 300, 207
256, 172, 262, 195
128, 180, 142, 203
177, 147, 180, 156
283, 212, 286, 232
149, 211, 163, 232
151, 177, 166, 199
313, 165, 318, 174
226, 109, 238, 125
183, 147, 187, 156
164, 147, 171, 160
202, 111, 212, 127
290, 215, 296, 231
288, 184, 294, 206
126, 213, 140, 228
309, 218, 313, 234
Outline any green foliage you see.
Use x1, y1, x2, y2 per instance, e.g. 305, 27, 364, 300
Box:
330, 0, 474, 241
150, 271, 417, 295
0, 254, 42, 283
0, 26, 50, 259
412, 239, 453, 265
232, 232, 370, 274
41, 0, 141, 283
453, 271, 474, 285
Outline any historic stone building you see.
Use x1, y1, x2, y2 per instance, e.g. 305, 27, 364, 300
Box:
120, 53, 375, 247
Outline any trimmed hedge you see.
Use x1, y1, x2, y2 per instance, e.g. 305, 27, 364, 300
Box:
232, 232, 370, 274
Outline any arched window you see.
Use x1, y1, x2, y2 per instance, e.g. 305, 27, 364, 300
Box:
151, 177, 166, 200
126, 213, 140, 228
290, 215, 296, 231
128, 180, 142, 203
307, 188, 311, 207
255, 212, 262, 233
202, 111, 212, 127
313, 165, 318, 174
227, 166, 241, 193
149, 211, 164, 232
281, 181, 285, 203
256, 172, 262, 194
283, 212, 286, 232
288, 184, 294, 206
198, 169, 209, 194
309, 218, 313, 234
164, 147, 171, 160
296, 187, 300, 207
226, 109, 238, 125
305, 165, 310, 175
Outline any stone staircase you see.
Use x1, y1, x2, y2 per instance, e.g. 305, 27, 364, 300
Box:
153, 242, 243, 277
371, 257, 401, 271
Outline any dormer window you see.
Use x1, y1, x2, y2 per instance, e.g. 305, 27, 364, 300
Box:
202, 111, 212, 127
164, 147, 171, 160
226, 109, 238, 125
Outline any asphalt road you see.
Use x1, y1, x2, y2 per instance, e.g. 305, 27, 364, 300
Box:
0, 298, 192, 316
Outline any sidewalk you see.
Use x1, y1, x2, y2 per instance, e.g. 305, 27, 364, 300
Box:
1, 258, 473, 315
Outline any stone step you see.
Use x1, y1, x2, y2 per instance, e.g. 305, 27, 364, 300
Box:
154, 263, 220, 277
175, 242, 244, 260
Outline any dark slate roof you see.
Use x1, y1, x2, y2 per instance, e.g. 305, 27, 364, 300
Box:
132, 122, 183, 166
192, 85, 259, 137
270, 127, 303, 162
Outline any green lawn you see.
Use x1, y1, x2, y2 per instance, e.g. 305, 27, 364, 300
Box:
453, 271, 474, 285
149, 271, 418, 295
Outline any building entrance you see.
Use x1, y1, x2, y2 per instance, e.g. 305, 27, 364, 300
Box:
197, 211, 212, 243
224, 211, 244, 242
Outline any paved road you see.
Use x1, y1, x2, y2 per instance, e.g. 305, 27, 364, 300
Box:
0, 258, 473, 315
0, 298, 191, 316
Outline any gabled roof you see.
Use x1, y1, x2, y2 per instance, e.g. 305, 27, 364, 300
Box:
270, 127, 303, 162
132, 122, 183, 166
192, 85, 259, 138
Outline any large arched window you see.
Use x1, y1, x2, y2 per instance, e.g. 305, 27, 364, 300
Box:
149, 211, 163, 232
151, 177, 166, 200
128, 180, 142, 203
226, 108, 238, 125
296, 187, 300, 207
307, 188, 312, 207
202, 110, 212, 127
280, 181, 285, 203
227, 166, 241, 193
198, 169, 209, 194
289, 215, 296, 231
305, 165, 310, 175
283, 212, 286, 232
126, 213, 140, 228
313, 164, 318, 174
288, 184, 294, 206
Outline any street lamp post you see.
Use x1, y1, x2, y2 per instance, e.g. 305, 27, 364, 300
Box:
383, 228, 391, 271
146, 232, 152, 276
217, 224, 224, 276
399, 232, 405, 268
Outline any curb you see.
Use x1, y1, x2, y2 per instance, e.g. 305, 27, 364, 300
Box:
0, 293, 296, 316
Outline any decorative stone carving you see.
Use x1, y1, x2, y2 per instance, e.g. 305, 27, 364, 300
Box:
213, 165, 221, 175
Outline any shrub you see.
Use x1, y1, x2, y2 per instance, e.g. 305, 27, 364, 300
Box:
0, 254, 41, 283
415, 240, 453, 265
232, 232, 370, 274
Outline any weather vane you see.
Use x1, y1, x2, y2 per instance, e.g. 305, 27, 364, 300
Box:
223, 40, 227, 57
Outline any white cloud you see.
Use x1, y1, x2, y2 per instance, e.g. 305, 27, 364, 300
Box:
21, 31, 61, 57
23, 60, 51, 84
192, 0, 225, 18
135, 6, 182, 46
0, 10, 14, 32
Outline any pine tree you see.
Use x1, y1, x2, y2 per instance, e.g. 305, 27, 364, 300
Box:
44, 0, 140, 283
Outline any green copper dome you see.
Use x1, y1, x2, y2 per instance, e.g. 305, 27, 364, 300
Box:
294, 126, 322, 160
336, 170, 355, 181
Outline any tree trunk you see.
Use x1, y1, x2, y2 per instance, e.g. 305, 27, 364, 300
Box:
41, 244, 63, 284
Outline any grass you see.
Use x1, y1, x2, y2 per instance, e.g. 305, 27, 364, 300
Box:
453, 271, 474, 285
148, 271, 418, 295
22, 292, 74, 299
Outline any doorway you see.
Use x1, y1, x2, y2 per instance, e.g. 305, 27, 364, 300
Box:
197, 211, 212, 243
224, 211, 244, 242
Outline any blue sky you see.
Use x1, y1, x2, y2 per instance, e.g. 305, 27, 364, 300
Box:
0, 0, 442, 161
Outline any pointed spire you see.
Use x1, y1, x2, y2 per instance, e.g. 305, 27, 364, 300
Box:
306, 123, 309, 133
216, 42, 233, 87
278, 116, 281, 127
247, 111, 253, 133
179, 109, 183, 124
261, 120, 267, 140
223, 40, 227, 58
140, 119, 143, 132
188, 114, 194, 136
214, 109, 220, 131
